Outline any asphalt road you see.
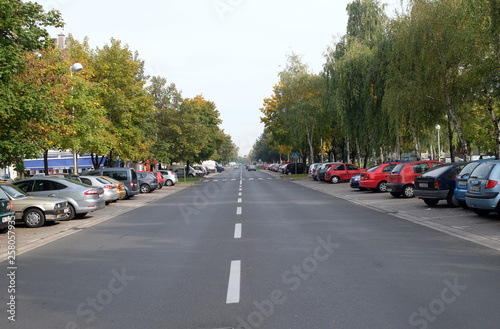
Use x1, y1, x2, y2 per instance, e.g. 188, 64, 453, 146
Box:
2, 168, 500, 329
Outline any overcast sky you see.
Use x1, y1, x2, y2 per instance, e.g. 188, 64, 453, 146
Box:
41, 0, 401, 157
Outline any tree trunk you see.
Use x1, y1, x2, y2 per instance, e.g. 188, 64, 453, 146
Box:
379, 146, 384, 163
43, 148, 49, 175
446, 94, 469, 161
395, 127, 401, 161
346, 136, 351, 163
447, 118, 455, 162
485, 92, 500, 159
306, 127, 314, 166
411, 126, 421, 160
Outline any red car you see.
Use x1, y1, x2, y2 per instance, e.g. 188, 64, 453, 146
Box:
386, 160, 443, 198
359, 162, 401, 192
325, 163, 366, 184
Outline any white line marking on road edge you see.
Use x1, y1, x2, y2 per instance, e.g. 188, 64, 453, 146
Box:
234, 223, 242, 239
237, 207, 242, 215
226, 260, 241, 304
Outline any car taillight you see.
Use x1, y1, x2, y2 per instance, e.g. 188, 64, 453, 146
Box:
84, 189, 99, 195
486, 180, 498, 189
9, 201, 13, 211
130, 182, 134, 188
103, 185, 113, 189
434, 181, 440, 189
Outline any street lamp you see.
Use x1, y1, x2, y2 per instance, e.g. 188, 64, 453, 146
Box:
70, 63, 83, 174
436, 124, 441, 161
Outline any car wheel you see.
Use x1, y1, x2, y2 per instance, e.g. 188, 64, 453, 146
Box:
158, 184, 162, 189
287, 171, 292, 175
459, 201, 468, 209
472, 208, 491, 216
67, 204, 76, 220
390, 192, 402, 198
140, 184, 151, 193
446, 191, 459, 207
188, 174, 194, 177
402, 185, 415, 198
330, 176, 340, 184
376, 181, 388, 193
23, 208, 45, 228
423, 199, 439, 206
74, 212, 88, 219
165, 179, 174, 186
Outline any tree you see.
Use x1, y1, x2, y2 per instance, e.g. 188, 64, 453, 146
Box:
0, 0, 64, 168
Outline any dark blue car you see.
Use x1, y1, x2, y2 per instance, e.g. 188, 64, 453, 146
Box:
414, 162, 467, 207
454, 159, 500, 207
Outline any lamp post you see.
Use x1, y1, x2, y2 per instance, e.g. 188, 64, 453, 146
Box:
436, 124, 441, 161
70, 63, 83, 174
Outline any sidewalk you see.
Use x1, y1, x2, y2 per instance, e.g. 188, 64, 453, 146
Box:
0, 183, 192, 262
264, 170, 500, 253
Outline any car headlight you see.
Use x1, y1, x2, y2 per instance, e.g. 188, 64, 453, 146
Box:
54, 202, 64, 209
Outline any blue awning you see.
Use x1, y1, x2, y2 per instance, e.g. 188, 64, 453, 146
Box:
24, 156, 106, 171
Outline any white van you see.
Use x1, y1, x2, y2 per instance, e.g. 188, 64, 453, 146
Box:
202, 160, 217, 173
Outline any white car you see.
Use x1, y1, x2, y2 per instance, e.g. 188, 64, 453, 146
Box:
158, 170, 178, 186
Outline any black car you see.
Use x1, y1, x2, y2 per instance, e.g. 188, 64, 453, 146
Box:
414, 162, 467, 207
283, 163, 305, 175
216, 164, 225, 173
0, 188, 14, 233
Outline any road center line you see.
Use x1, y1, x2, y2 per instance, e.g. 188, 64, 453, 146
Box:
226, 260, 241, 304
234, 223, 242, 239
238, 192, 242, 196
237, 207, 242, 215
238, 198, 242, 203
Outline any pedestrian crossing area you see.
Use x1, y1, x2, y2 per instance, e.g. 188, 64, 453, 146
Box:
201, 177, 282, 182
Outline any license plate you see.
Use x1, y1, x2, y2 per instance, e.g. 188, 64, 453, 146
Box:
2, 215, 12, 223
458, 180, 466, 187
471, 185, 480, 192
418, 182, 428, 188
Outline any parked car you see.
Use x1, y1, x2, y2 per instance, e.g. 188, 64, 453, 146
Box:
308, 163, 320, 179
0, 184, 69, 227
216, 164, 225, 173
0, 188, 14, 233
158, 170, 178, 186
350, 174, 363, 190
137, 172, 159, 193
317, 163, 336, 181
79, 176, 120, 204
387, 160, 443, 198
414, 162, 467, 207
137, 171, 164, 189
193, 166, 208, 176
359, 162, 401, 193
454, 159, 499, 207
84, 168, 139, 199
99, 176, 127, 200
13, 177, 105, 220
325, 163, 366, 183
283, 163, 305, 175
465, 162, 500, 216
173, 167, 197, 178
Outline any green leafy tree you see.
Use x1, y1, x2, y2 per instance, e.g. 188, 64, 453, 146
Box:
0, 0, 64, 168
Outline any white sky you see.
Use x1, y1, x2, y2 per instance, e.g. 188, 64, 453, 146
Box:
41, 0, 401, 156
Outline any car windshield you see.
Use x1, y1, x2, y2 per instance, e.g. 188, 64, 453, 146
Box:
458, 162, 481, 177
421, 164, 452, 178
366, 165, 381, 172
0, 184, 27, 199
470, 163, 496, 179
391, 164, 404, 174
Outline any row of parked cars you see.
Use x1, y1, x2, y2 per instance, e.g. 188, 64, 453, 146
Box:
265, 162, 306, 175
308, 158, 500, 217
0, 167, 179, 232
